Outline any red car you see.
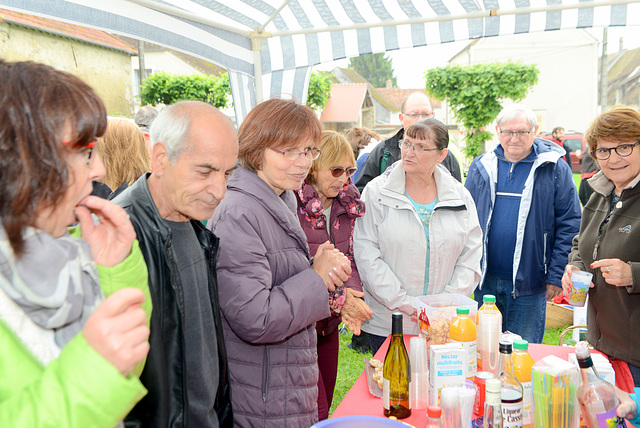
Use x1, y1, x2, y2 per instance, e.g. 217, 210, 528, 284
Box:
540, 132, 584, 173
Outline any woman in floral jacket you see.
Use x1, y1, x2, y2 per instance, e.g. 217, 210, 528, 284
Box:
296, 131, 372, 420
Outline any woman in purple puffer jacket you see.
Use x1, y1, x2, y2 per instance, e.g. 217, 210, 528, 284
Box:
296, 131, 372, 420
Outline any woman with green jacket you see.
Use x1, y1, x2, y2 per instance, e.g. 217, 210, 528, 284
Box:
0, 60, 152, 427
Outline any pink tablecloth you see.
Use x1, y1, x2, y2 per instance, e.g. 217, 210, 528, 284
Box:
331, 336, 612, 426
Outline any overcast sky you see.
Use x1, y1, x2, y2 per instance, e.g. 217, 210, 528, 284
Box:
314, 26, 640, 89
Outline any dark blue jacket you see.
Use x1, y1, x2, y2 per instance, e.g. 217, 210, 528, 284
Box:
465, 138, 581, 296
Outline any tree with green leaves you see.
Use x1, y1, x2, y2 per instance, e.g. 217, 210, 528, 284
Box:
349, 53, 398, 88
140, 72, 231, 108
425, 62, 539, 159
306, 71, 333, 111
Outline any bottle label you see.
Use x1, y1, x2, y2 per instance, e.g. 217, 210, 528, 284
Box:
502, 400, 523, 427
521, 381, 532, 427
451, 339, 477, 378
595, 408, 625, 427
382, 378, 412, 410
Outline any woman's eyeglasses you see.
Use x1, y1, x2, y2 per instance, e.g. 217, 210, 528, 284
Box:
330, 166, 357, 178
398, 139, 440, 153
271, 147, 321, 161
63, 140, 96, 165
591, 141, 640, 160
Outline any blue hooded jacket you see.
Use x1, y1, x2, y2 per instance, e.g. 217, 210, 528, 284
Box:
465, 138, 581, 296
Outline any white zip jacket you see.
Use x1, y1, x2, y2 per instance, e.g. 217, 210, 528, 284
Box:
353, 162, 482, 336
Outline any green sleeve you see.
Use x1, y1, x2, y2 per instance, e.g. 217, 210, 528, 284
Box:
96, 240, 152, 377
0, 331, 147, 428
68, 227, 152, 377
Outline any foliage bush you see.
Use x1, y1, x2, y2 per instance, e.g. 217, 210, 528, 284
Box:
140, 72, 231, 109
140, 71, 333, 112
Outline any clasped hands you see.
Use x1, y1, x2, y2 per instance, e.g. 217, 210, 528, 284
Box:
313, 242, 372, 335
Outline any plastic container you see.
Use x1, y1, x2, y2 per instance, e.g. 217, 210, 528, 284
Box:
450, 306, 477, 380
416, 294, 478, 358
311, 415, 409, 427
512, 340, 535, 428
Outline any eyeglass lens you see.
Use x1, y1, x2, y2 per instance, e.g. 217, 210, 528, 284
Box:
331, 167, 356, 178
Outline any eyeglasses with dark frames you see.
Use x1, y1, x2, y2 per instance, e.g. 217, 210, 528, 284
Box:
591, 141, 640, 160
498, 129, 533, 139
329, 166, 357, 178
270, 147, 321, 161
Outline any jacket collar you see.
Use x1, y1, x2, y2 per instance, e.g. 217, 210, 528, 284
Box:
589, 169, 640, 196
490, 137, 564, 165
228, 166, 311, 255
383, 128, 404, 158
383, 161, 464, 205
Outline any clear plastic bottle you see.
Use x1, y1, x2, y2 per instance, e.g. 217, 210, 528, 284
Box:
575, 342, 625, 428
426, 405, 444, 428
483, 378, 503, 428
383, 312, 411, 419
477, 295, 502, 373
450, 306, 477, 380
512, 340, 534, 428
498, 342, 523, 427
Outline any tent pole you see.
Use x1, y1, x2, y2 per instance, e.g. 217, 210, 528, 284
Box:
251, 32, 268, 103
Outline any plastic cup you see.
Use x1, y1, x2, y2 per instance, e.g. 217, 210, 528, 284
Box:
409, 336, 429, 409
569, 270, 592, 307
440, 386, 461, 428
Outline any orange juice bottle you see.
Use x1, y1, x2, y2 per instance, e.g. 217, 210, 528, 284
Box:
476, 294, 502, 371
449, 306, 477, 380
512, 339, 535, 428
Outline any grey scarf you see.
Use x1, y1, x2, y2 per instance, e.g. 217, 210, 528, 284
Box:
0, 226, 104, 347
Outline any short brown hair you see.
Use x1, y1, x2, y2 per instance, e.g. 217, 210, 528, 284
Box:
238, 98, 321, 171
0, 60, 107, 256
585, 107, 640, 157
307, 131, 356, 186
97, 118, 151, 190
404, 118, 449, 150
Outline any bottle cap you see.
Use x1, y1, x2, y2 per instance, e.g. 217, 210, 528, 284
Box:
456, 306, 470, 315
575, 341, 591, 360
485, 378, 501, 394
499, 341, 512, 354
427, 405, 442, 418
483, 294, 496, 303
513, 339, 529, 350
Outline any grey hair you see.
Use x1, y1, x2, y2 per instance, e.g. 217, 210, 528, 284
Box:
149, 102, 193, 162
496, 104, 537, 129
134, 105, 158, 128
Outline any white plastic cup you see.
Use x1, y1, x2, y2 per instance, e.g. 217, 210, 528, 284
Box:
409, 336, 429, 409
569, 270, 592, 307
440, 386, 461, 428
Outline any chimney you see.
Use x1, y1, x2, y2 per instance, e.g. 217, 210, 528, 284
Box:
619, 37, 624, 52
386, 78, 392, 89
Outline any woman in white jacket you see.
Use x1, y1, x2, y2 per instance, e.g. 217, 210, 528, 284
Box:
353, 118, 482, 355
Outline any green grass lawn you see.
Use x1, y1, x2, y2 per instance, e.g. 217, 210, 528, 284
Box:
329, 326, 567, 416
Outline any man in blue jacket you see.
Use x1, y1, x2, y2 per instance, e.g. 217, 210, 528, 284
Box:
465, 104, 581, 343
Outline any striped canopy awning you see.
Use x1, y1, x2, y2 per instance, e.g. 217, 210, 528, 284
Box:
3, 0, 639, 124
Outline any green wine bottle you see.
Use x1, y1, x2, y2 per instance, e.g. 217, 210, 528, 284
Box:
383, 312, 411, 419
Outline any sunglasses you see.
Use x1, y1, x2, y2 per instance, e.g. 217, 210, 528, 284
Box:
330, 166, 357, 178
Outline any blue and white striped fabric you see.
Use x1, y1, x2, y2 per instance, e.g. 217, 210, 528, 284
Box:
3, 0, 639, 125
